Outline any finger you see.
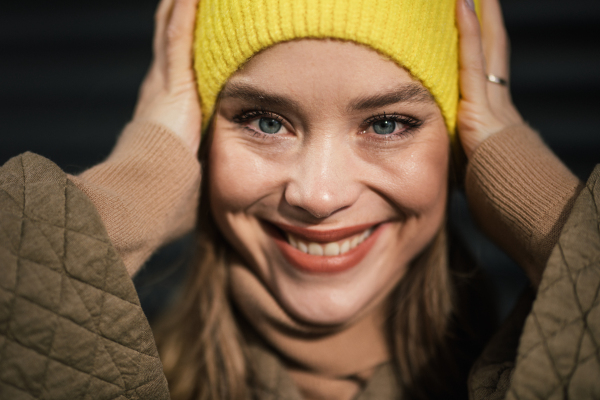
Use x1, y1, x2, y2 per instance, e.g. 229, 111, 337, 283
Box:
480, 0, 510, 81
153, 0, 176, 74
479, 0, 517, 119
165, 0, 200, 81
456, 0, 489, 105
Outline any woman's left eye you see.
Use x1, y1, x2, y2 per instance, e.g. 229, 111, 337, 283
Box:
362, 114, 422, 138
372, 119, 398, 135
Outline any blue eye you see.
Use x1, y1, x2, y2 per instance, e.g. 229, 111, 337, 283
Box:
372, 120, 396, 135
258, 118, 282, 134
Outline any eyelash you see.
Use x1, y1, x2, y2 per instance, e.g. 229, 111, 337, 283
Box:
231, 109, 423, 140
361, 112, 423, 138
232, 109, 286, 139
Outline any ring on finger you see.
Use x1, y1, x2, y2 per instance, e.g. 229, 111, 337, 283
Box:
486, 74, 509, 87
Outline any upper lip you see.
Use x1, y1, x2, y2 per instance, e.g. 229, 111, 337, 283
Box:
270, 221, 382, 243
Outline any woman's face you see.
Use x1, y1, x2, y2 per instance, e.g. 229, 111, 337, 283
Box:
209, 39, 449, 326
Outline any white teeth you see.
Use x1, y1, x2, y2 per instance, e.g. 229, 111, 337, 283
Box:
298, 241, 308, 253
324, 242, 340, 256
308, 243, 324, 256
340, 240, 350, 254
288, 234, 297, 248
285, 227, 374, 257
362, 230, 370, 240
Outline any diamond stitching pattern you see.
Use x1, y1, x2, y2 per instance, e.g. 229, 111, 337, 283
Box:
468, 166, 600, 400
505, 167, 600, 400
0, 153, 169, 400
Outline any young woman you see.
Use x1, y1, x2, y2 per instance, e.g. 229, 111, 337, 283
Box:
1, 0, 597, 399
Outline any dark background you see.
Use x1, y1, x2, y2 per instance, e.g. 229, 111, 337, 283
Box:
2, 0, 599, 322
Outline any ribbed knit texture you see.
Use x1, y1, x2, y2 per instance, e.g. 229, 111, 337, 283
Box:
69, 121, 201, 276
465, 125, 583, 286
194, 0, 481, 138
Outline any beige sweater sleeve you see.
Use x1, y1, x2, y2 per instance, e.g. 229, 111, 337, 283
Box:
465, 124, 584, 286
68, 121, 201, 277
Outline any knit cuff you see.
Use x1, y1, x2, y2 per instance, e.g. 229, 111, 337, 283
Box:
465, 124, 583, 284
69, 121, 201, 276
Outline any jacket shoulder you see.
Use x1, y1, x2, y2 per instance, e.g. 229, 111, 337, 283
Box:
0, 153, 170, 399
470, 164, 600, 400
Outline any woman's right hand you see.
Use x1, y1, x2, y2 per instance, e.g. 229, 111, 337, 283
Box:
132, 0, 202, 153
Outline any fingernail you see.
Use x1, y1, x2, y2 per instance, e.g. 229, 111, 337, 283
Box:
465, 0, 475, 11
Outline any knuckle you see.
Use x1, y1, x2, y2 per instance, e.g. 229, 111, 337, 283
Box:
460, 65, 484, 78
166, 25, 183, 42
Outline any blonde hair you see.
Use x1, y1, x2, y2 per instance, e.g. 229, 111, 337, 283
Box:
154, 141, 249, 398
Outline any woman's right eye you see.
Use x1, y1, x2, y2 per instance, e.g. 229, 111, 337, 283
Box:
257, 117, 283, 134
232, 111, 290, 137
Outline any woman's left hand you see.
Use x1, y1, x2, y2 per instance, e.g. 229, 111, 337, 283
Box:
456, 0, 524, 159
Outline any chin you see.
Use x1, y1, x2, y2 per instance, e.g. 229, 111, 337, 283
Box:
273, 279, 375, 326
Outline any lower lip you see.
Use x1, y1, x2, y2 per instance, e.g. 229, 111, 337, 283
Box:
267, 223, 386, 274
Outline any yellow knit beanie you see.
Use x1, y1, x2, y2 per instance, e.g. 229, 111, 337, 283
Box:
194, 0, 480, 138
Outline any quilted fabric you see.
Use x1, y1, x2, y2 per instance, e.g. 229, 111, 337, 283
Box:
470, 165, 600, 400
1, 151, 598, 400
468, 288, 535, 400
505, 165, 600, 399
0, 153, 169, 400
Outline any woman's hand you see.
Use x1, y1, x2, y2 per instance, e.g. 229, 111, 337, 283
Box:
132, 0, 201, 152
456, 0, 524, 159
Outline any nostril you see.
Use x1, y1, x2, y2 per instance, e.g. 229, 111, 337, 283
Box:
290, 202, 346, 220
283, 158, 360, 220
284, 184, 355, 220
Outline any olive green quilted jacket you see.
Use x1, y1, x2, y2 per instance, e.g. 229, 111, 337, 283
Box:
1, 153, 599, 399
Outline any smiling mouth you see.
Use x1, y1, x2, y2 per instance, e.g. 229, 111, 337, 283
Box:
265, 222, 385, 274
285, 228, 374, 256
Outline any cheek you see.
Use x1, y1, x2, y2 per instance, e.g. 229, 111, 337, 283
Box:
375, 136, 450, 218
207, 133, 278, 265
207, 130, 295, 260
208, 135, 280, 213
375, 135, 450, 288
404, 147, 448, 212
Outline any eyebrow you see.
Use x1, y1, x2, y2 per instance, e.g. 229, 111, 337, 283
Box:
220, 82, 301, 110
219, 81, 434, 112
347, 83, 434, 111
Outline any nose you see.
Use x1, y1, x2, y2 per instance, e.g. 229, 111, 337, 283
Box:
284, 136, 360, 219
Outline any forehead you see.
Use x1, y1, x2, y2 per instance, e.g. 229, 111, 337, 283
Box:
222, 39, 433, 109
